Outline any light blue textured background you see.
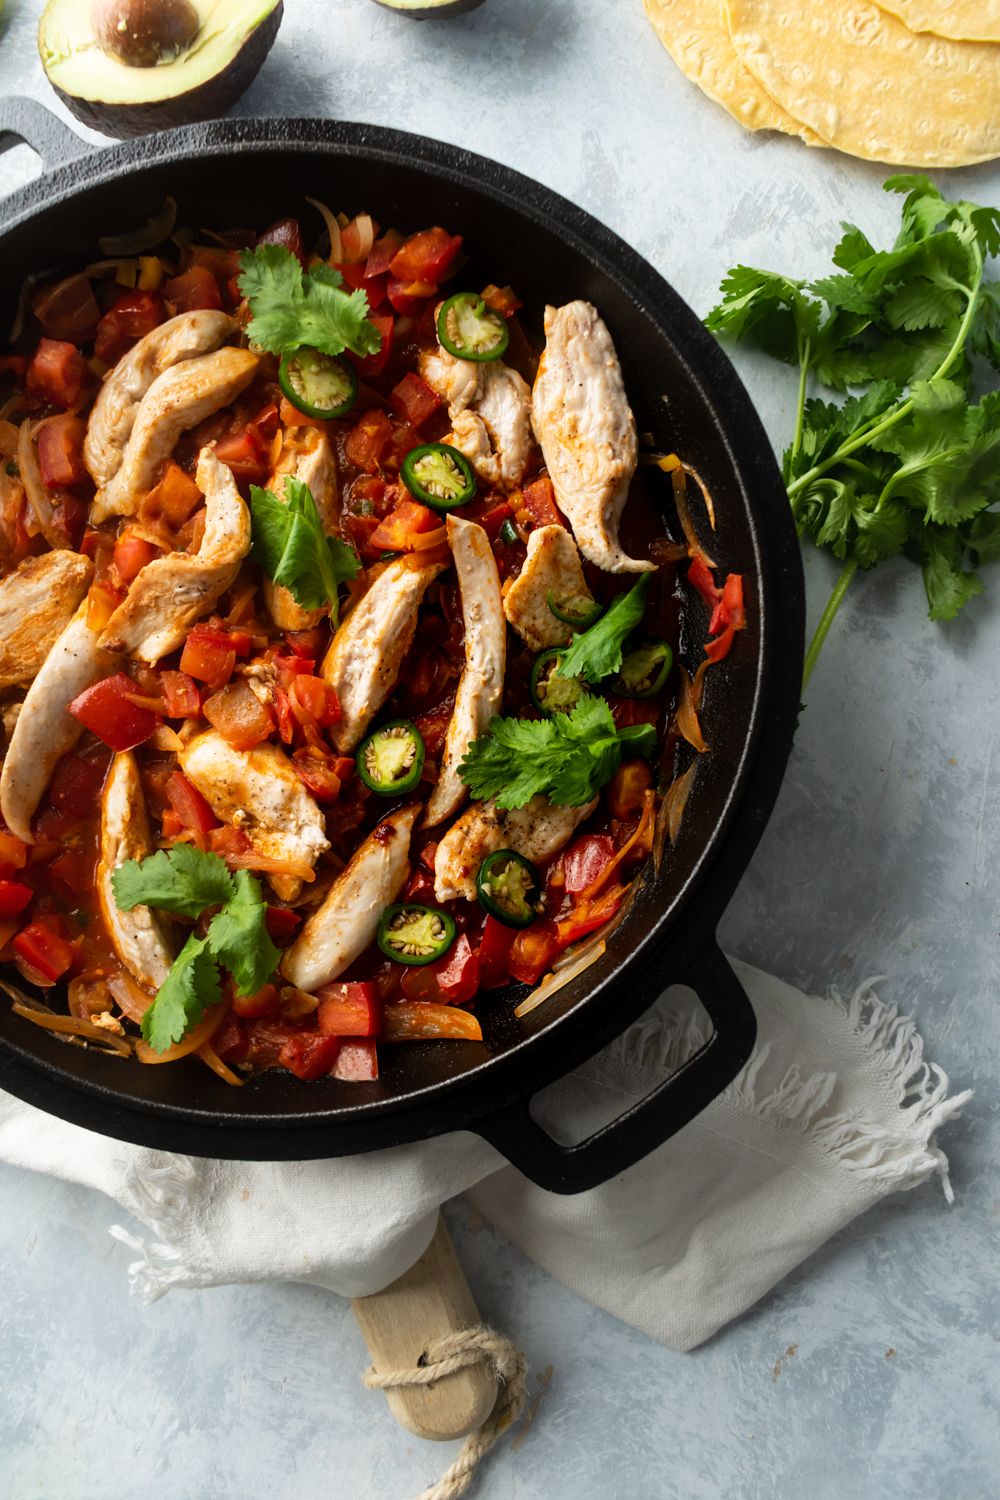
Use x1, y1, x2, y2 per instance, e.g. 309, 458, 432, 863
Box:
1, 2, 998, 1497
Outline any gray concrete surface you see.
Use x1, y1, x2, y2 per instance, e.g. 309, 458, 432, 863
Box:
0, 1, 997, 1497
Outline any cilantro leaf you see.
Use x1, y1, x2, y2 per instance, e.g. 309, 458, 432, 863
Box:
705, 266, 821, 367
207, 870, 281, 998
140, 933, 221, 1053
459, 696, 655, 810
558, 576, 651, 684
251, 475, 360, 619
912, 527, 984, 623
238, 244, 382, 360
112, 844, 234, 919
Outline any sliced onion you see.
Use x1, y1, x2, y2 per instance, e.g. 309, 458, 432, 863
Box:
351, 213, 375, 261
676, 662, 709, 754
98, 197, 177, 256
223, 850, 316, 881
6, 993, 134, 1056
197, 1041, 244, 1086
664, 761, 698, 845
18, 418, 61, 549
668, 464, 716, 569
515, 942, 607, 1019
304, 196, 343, 266
9, 272, 43, 343
135, 1003, 224, 1064
107, 971, 155, 1022
0, 419, 18, 459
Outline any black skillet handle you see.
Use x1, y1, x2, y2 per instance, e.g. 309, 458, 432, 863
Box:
0, 97, 90, 174
477, 939, 757, 1195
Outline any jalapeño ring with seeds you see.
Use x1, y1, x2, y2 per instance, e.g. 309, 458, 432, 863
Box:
376, 904, 457, 965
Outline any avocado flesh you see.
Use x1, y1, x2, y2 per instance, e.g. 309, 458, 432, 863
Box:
372, 0, 486, 14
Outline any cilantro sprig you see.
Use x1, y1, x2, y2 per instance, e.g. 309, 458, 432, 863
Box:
238, 244, 382, 360
558, 576, 651, 683
250, 475, 360, 622
706, 175, 1000, 688
458, 696, 655, 810
112, 848, 281, 1053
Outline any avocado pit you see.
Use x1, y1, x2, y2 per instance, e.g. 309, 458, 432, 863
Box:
91, 0, 200, 68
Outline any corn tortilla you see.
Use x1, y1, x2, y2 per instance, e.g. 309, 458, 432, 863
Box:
876, 0, 1000, 45
643, 0, 824, 145
725, 0, 1000, 167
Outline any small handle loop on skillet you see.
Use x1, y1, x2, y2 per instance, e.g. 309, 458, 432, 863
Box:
0, 98, 90, 174
477, 940, 757, 1194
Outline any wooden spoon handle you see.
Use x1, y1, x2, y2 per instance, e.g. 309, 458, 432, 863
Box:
351, 1214, 498, 1442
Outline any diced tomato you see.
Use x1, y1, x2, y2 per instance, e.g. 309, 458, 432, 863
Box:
361, 272, 389, 312
26, 339, 88, 410
0, 831, 28, 880
365, 230, 404, 280
166, 771, 218, 837
480, 283, 523, 318
345, 408, 393, 472
477, 915, 517, 990
112, 530, 159, 585
36, 415, 88, 490
285, 625, 328, 660
403, 868, 436, 904
400, 933, 479, 1008
232, 982, 281, 1019
265, 906, 302, 946
562, 834, 616, 898
347, 314, 395, 380
212, 1013, 249, 1065
214, 422, 270, 486
259, 216, 306, 266
387, 277, 436, 316
292, 747, 344, 802
687, 555, 718, 611
333, 261, 367, 290
508, 922, 562, 986
203, 679, 275, 750
13, 918, 76, 985
36, 276, 100, 343
346, 473, 389, 519
48, 752, 107, 816
241, 1018, 305, 1070
607, 760, 654, 820
279, 1030, 341, 1080
68, 673, 158, 751
389, 371, 442, 429
332, 1039, 379, 1081
343, 513, 382, 563
289, 674, 341, 728
389, 228, 463, 284
141, 461, 204, 527
317, 980, 381, 1037
94, 290, 164, 364
163, 266, 223, 313
159, 670, 202, 718
47, 848, 95, 903
49, 490, 89, 551
207, 824, 251, 860
381, 1001, 482, 1042
180, 625, 241, 689
459, 499, 512, 542
370, 499, 438, 552
520, 476, 561, 530
187, 244, 242, 280
0, 880, 32, 918
413, 703, 453, 757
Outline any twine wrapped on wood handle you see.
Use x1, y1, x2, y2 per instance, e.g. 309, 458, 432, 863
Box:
363, 1324, 528, 1500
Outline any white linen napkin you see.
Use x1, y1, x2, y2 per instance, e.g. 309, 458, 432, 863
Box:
0, 958, 970, 1351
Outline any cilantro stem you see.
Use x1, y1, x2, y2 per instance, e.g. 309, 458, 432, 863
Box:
786, 338, 811, 477
802, 558, 858, 692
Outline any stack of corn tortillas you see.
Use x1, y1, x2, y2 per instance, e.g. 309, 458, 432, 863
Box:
643, 0, 1000, 166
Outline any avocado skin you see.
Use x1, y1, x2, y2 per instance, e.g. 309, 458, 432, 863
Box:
371, 0, 486, 16
45, 1, 283, 139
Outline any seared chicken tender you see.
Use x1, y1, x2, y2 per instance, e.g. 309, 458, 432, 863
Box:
425, 516, 506, 829
84, 310, 237, 489
178, 731, 330, 901
420, 343, 532, 489
322, 555, 447, 753
91, 346, 259, 523
531, 301, 653, 574
263, 426, 339, 633
0, 550, 93, 691
502, 524, 595, 652
99, 448, 250, 662
282, 805, 419, 992
434, 794, 597, 903
0, 604, 116, 843
97, 752, 175, 991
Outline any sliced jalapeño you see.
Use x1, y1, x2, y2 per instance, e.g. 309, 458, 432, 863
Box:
401, 443, 476, 511
546, 590, 603, 629
529, 647, 589, 715
377, 904, 456, 966
356, 720, 425, 795
476, 849, 542, 929
278, 347, 358, 420
437, 292, 509, 363
611, 639, 673, 699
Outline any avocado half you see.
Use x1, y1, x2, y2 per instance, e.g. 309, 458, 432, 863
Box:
38, 0, 284, 138
372, 0, 486, 16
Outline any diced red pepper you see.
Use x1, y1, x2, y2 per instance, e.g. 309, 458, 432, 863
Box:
112, 530, 159, 585
400, 933, 479, 1007
555, 885, 626, 946
285, 625, 329, 660
508, 922, 562, 986
317, 980, 381, 1037
332, 1038, 379, 1081
212, 1013, 249, 1065
292, 748, 345, 803
0, 831, 28, 880
607, 760, 654, 820
94, 290, 164, 364
389, 371, 443, 430
413, 703, 453, 757
166, 771, 218, 837
163, 266, 223, 313
365, 230, 404, 280
345, 408, 393, 472
37, 415, 88, 490
370, 499, 439, 552
264, 906, 302, 946
47, 848, 95, 903
68, 672, 158, 751
288, 674, 341, 729
348, 314, 395, 380
687, 555, 719, 611
180, 625, 243, 689
26, 339, 88, 410
141, 461, 204, 527
232, 982, 281, 1019
13, 917, 76, 985
477, 915, 517, 990
458, 499, 513, 542
519, 476, 561, 530
49, 490, 88, 551
387, 277, 436, 316
480, 284, 523, 318
48, 752, 107, 816
259, 217, 306, 267
562, 834, 616, 899
343, 513, 382, 563
389, 228, 463, 284
159, 670, 202, 719
214, 422, 270, 486
0, 880, 32, 918
278, 1030, 342, 1080
708, 572, 745, 636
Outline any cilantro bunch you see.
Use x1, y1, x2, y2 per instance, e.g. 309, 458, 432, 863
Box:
706, 175, 1000, 688
237, 244, 383, 360
250, 475, 360, 623
112, 847, 281, 1053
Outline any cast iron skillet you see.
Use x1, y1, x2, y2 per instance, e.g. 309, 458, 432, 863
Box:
0, 101, 803, 1193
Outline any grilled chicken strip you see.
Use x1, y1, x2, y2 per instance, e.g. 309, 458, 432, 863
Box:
99, 448, 250, 662
502, 524, 595, 653
424, 517, 505, 829
97, 751, 174, 992
0, 550, 93, 692
282, 804, 419, 992
178, 731, 329, 902
322, 554, 447, 753
531, 301, 653, 574
434, 794, 597, 903
84, 310, 237, 490
419, 345, 532, 489
91, 346, 259, 523
263, 426, 339, 633
0, 604, 116, 843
